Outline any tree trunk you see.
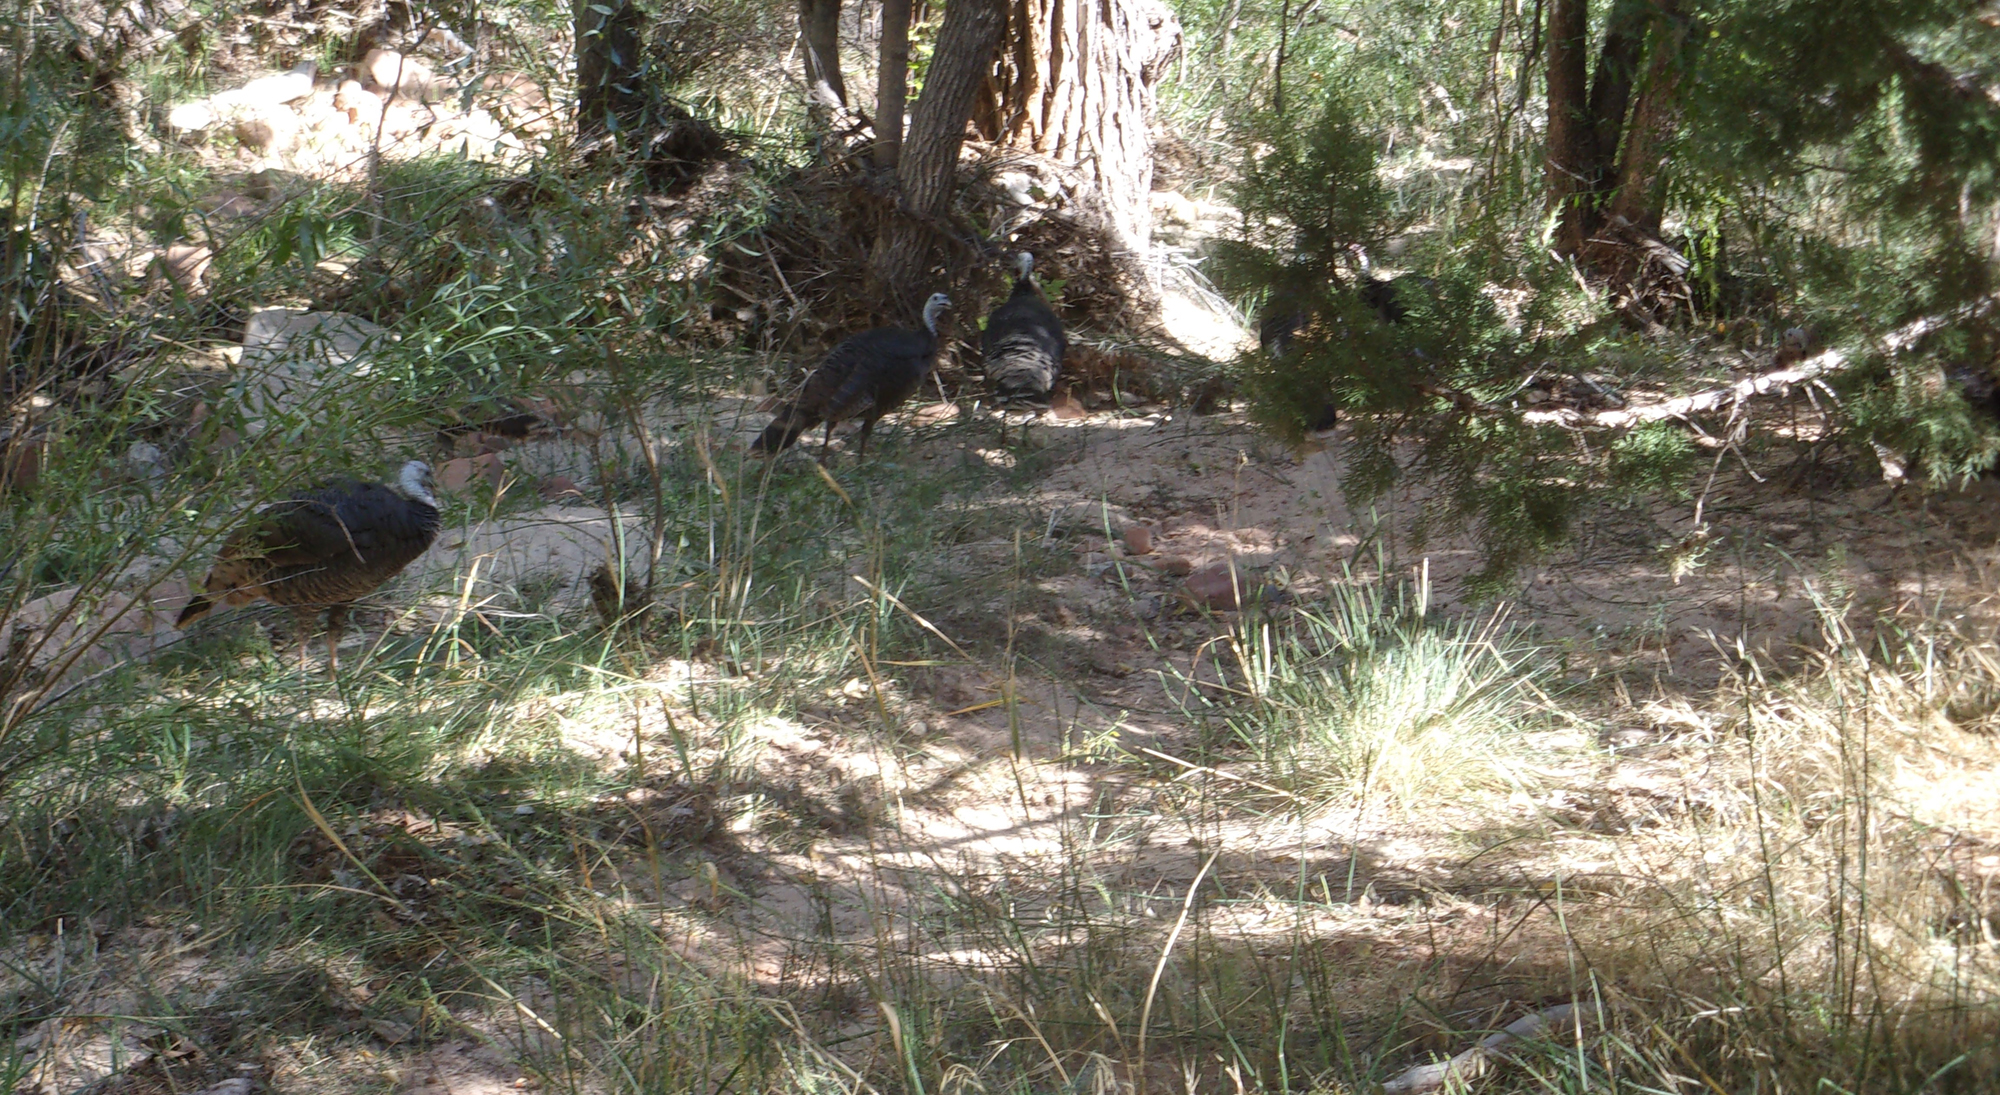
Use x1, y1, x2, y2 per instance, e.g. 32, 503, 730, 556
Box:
800, 0, 846, 111
973, 0, 1183, 262
1544, 0, 1592, 256
1584, 0, 1647, 195
1603, 0, 1687, 234
575, 0, 646, 140
876, 0, 911, 169
870, 0, 1009, 308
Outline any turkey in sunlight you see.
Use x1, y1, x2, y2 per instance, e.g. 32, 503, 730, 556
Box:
981, 252, 1066, 405
752, 292, 951, 461
177, 460, 442, 673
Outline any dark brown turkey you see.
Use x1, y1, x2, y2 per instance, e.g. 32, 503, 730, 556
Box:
752, 292, 951, 461
177, 460, 442, 672
981, 252, 1066, 404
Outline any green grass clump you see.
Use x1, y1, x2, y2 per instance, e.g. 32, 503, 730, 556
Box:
1217, 572, 1546, 808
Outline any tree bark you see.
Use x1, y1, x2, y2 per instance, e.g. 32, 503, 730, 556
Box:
876, 0, 911, 169
973, 0, 1182, 261
575, 0, 646, 140
800, 0, 847, 110
1544, 0, 1592, 256
870, 0, 1009, 308
1584, 0, 1647, 195
1603, 0, 1687, 234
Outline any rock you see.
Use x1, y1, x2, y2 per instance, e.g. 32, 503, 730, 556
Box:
538, 475, 584, 501
126, 440, 168, 481
1152, 555, 1194, 577
237, 309, 394, 430
1123, 524, 1153, 555
232, 113, 297, 155
439, 452, 503, 493
1152, 190, 1200, 228
1050, 389, 1087, 419
3, 436, 43, 490
411, 26, 473, 61
334, 79, 379, 121
1184, 561, 1260, 611
363, 48, 443, 103
165, 100, 216, 137
232, 62, 316, 107
200, 191, 259, 218
487, 71, 551, 119
1089, 649, 1133, 678
244, 167, 308, 201
156, 243, 212, 290
1048, 500, 1134, 537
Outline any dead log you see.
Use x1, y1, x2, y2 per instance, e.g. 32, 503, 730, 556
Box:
1522, 302, 1988, 431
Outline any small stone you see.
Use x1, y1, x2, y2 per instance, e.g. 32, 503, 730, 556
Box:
1184, 561, 1260, 611
537, 475, 584, 501
1123, 524, 1153, 555
233, 115, 297, 155
126, 441, 168, 481
1090, 650, 1132, 677
1153, 555, 1194, 577
1050, 389, 1087, 420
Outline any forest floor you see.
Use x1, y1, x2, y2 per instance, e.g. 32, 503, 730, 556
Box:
15, 380, 2000, 1094
9, 53, 2000, 1091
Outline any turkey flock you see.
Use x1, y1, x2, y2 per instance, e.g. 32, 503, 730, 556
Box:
755, 250, 1067, 463
174, 252, 1068, 673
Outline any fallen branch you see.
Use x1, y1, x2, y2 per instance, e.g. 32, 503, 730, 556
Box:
1380, 1003, 1589, 1094
1522, 302, 1989, 430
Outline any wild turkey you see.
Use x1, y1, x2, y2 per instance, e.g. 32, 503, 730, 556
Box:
752, 292, 951, 460
981, 252, 1066, 404
177, 460, 442, 672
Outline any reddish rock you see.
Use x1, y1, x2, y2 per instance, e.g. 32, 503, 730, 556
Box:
538, 475, 584, 501
1049, 389, 1087, 420
439, 452, 503, 493
1123, 524, 1153, 555
1153, 555, 1194, 577
3, 437, 42, 490
1185, 561, 1259, 611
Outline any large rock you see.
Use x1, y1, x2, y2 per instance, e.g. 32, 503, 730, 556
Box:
155, 242, 213, 290
237, 309, 396, 430
226, 62, 316, 108
164, 62, 316, 145
165, 100, 216, 138
363, 48, 445, 103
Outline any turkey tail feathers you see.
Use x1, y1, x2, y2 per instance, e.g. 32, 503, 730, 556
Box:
751, 402, 819, 454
